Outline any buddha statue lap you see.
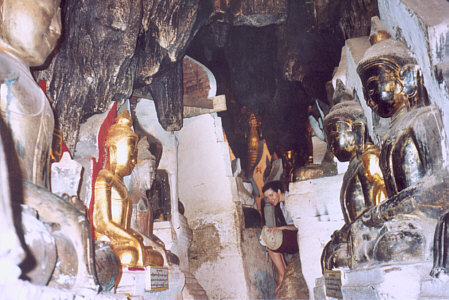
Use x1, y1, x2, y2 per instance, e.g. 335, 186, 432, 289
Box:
345, 28, 449, 269
0, 0, 97, 290
93, 111, 163, 268
320, 98, 385, 271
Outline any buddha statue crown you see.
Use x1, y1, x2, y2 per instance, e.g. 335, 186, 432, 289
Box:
136, 137, 155, 162
323, 101, 366, 129
332, 79, 354, 104
368, 16, 391, 45
356, 17, 425, 113
105, 110, 138, 148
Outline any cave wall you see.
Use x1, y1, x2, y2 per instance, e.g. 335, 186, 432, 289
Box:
36, 0, 211, 150
34, 0, 378, 169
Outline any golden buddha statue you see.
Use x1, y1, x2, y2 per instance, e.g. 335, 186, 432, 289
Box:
320, 100, 386, 270
0, 0, 97, 290
247, 112, 260, 176
324, 101, 382, 223
93, 111, 163, 268
345, 22, 449, 269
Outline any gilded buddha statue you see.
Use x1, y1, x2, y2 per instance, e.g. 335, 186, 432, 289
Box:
344, 21, 449, 269
320, 98, 386, 271
0, 0, 97, 290
94, 110, 163, 268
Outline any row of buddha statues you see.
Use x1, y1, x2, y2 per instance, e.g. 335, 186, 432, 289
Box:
0, 0, 177, 295
320, 17, 449, 280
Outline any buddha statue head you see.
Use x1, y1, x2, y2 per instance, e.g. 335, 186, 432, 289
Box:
129, 137, 157, 202
0, 0, 61, 66
357, 18, 424, 118
105, 110, 138, 178
323, 101, 367, 162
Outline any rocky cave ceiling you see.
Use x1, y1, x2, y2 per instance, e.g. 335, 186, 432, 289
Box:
35, 0, 378, 172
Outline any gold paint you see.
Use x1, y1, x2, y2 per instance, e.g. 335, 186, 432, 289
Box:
361, 143, 386, 205
50, 128, 63, 163
358, 56, 423, 119
94, 110, 163, 267
247, 113, 259, 174
369, 31, 391, 45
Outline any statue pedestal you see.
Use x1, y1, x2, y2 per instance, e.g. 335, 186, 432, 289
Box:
286, 174, 345, 300
116, 265, 185, 299
315, 263, 433, 300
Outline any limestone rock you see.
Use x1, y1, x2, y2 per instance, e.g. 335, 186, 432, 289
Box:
276, 253, 309, 300
35, 0, 142, 150
133, 0, 210, 131
231, 0, 287, 26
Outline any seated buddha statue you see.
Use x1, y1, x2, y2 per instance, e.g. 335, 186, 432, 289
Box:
128, 137, 179, 266
346, 23, 449, 269
93, 110, 163, 268
320, 99, 385, 271
0, 0, 97, 290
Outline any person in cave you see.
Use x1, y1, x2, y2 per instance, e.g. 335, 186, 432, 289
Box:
261, 180, 299, 294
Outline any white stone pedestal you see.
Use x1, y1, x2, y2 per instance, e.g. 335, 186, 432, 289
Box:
286, 174, 345, 300
115, 265, 184, 299
315, 262, 435, 300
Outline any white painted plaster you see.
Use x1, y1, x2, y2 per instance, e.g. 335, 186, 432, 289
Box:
332, 46, 347, 88
312, 136, 327, 165
189, 212, 248, 300
178, 114, 236, 217
286, 174, 345, 300
177, 113, 251, 299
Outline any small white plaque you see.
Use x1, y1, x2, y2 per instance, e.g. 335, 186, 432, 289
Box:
324, 270, 343, 299
146, 266, 169, 291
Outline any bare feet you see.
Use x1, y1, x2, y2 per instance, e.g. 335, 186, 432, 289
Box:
275, 275, 284, 294
275, 283, 281, 294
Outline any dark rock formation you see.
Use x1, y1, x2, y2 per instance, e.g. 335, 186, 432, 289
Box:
36, 0, 142, 150
133, 0, 212, 131
34, 0, 378, 162
36, 0, 211, 150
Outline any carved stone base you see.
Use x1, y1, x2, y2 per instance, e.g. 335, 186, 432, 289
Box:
115, 265, 185, 298
315, 263, 435, 300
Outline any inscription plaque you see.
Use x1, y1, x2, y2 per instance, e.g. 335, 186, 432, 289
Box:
324, 270, 343, 299
146, 266, 169, 291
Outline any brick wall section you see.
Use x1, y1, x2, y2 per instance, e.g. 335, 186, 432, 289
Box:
183, 57, 211, 100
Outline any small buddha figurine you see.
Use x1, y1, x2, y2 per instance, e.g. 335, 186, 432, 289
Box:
0, 0, 97, 290
346, 18, 449, 268
94, 110, 163, 268
320, 99, 385, 270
